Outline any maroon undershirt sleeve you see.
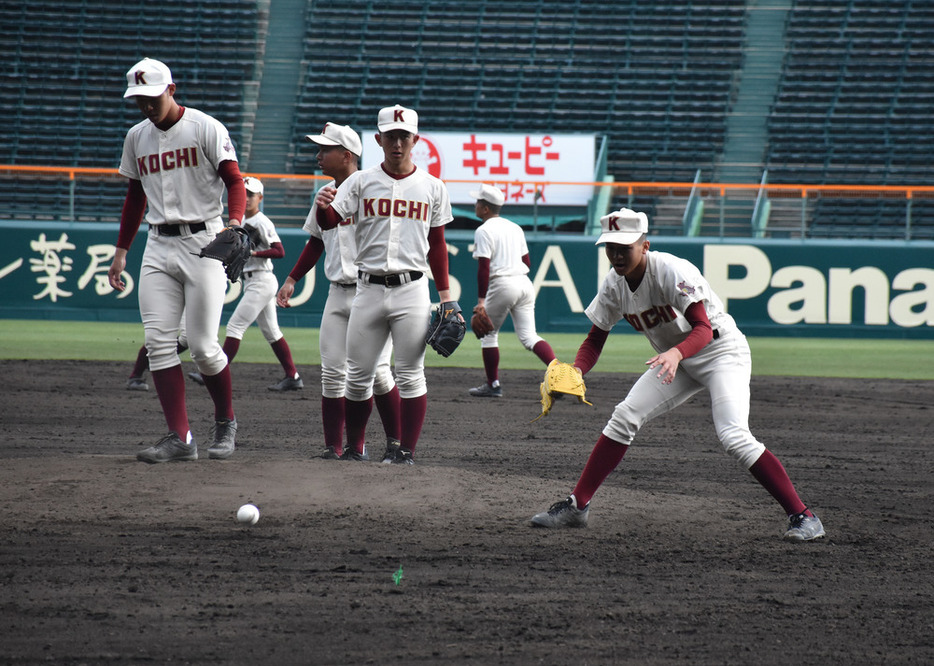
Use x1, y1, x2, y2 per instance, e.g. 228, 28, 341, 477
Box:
116, 179, 146, 250
288, 237, 325, 282
427, 226, 449, 292
574, 325, 610, 375
674, 300, 714, 360
521, 253, 531, 270
252, 241, 285, 259
218, 160, 246, 224
477, 257, 491, 299
316, 205, 342, 230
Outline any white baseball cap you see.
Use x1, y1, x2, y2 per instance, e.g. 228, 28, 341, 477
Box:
469, 183, 505, 207
305, 122, 363, 157
124, 58, 173, 98
377, 104, 418, 134
595, 208, 649, 245
244, 176, 264, 195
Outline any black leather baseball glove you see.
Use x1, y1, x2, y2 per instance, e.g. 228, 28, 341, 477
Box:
425, 301, 466, 357
197, 226, 252, 282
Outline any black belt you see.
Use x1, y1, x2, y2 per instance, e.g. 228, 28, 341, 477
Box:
333, 281, 356, 289
713, 329, 720, 340
150, 222, 206, 236
358, 270, 423, 287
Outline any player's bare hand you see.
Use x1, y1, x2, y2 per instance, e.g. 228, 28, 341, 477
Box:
108, 250, 128, 292
647, 348, 683, 385
315, 186, 337, 209
276, 279, 295, 308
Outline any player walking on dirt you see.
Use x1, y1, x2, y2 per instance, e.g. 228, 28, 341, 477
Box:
187, 176, 302, 390
314, 105, 457, 465
467, 184, 556, 397
530, 209, 825, 542
108, 58, 244, 463
277, 122, 401, 461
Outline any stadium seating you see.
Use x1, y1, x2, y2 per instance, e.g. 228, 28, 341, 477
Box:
2, 0, 933, 238
0, 0, 261, 221
765, 1, 934, 238
291, 0, 747, 193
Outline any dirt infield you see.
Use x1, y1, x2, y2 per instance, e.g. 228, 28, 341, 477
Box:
1, 360, 932, 665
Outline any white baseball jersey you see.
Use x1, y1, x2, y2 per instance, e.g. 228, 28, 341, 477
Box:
119, 107, 238, 225
242, 211, 280, 274
586, 250, 739, 354
330, 165, 453, 274
303, 179, 358, 283
472, 216, 530, 277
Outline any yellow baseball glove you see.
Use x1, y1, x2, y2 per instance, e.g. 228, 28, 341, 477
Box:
531, 359, 593, 422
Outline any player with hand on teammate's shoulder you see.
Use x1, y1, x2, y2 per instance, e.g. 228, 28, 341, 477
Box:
277, 121, 402, 461
313, 104, 458, 465
530, 208, 825, 542
107, 57, 245, 464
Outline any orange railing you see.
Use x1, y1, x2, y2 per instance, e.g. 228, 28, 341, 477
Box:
2, 164, 931, 239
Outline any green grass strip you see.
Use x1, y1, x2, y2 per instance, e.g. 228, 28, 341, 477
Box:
0, 319, 931, 380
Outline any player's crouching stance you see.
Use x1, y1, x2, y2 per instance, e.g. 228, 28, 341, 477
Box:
530, 209, 825, 542
108, 58, 244, 463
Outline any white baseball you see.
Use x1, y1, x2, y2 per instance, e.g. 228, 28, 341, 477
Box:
236, 503, 260, 525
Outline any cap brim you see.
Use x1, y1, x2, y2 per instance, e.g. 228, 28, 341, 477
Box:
378, 123, 418, 134
595, 231, 645, 245
124, 84, 168, 98
306, 135, 340, 145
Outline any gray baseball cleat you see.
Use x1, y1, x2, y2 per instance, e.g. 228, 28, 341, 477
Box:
321, 446, 341, 460
137, 432, 197, 464
783, 511, 826, 541
207, 417, 237, 460
268, 375, 304, 391
126, 377, 149, 391
380, 438, 401, 464
187, 371, 205, 386
468, 382, 502, 398
531, 495, 590, 528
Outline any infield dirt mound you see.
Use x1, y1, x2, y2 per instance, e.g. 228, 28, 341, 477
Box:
1, 360, 931, 664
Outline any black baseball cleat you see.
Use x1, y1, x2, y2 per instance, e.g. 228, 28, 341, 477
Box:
339, 446, 369, 462
187, 371, 205, 386
391, 447, 415, 465
321, 446, 341, 460
137, 432, 197, 464
207, 417, 237, 460
380, 438, 401, 464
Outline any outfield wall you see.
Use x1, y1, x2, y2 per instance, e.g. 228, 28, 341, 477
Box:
1, 221, 932, 339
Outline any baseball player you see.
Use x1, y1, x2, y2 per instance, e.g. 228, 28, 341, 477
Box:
277, 122, 401, 461
314, 105, 457, 465
530, 209, 825, 542
467, 184, 556, 397
188, 176, 303, 391
107, 57, 245, 463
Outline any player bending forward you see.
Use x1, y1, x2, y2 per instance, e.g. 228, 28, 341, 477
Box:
278, 122, 401, 461
188, 176, 303, 391
314, 105, 458, 465
467, 184, 556, 397
108, 58, 244, 463
530, 209, 825, 542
